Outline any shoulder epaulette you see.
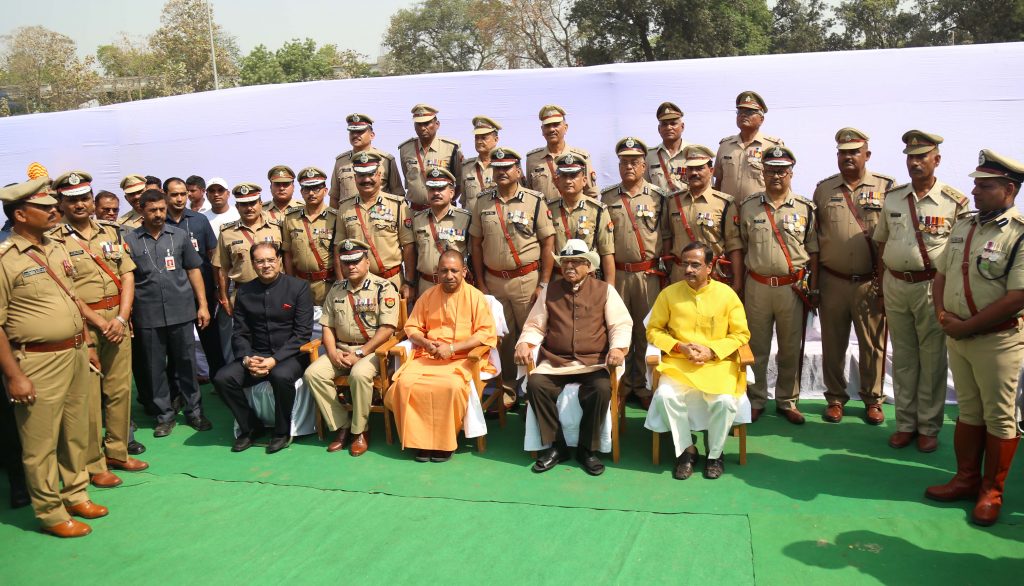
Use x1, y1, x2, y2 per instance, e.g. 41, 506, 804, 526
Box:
285, 206, 303, 216
739, 193, 764, 206
544, 194, 561, 206
267, 218, 281, 226
886, 183, 909, 194
335, 149, 354, 161
96, 219, 119, 228
601, 183, 622, 196
0, 241, 14, 257
261, 199, 272, 207
337, 194, 358, 207
1011, 215, 1024, 227
398, 137, 416, 149
380, 192, 405, 203
452, 207, 471, 217
438, 137, 460, 148
871, 172, 896, 188
816, 172, 840, 187
719, 135, 735, 145
762, 135, 782, 144
567, 146, 590, 158
526, 146, 545, 156
710, 190, 733, 203
584, 198, 608, 210
413, 208, 429, 218
222, 220, 240, 231
462, 156, 478, 167
377, 151, 396, 161
479, 187, 498, 199
324, 207, 338, 216
520, 188, 544, 201
795, 196, 816, 211
941, 185, 968, 205
45, 225, 64, 238
647, 184, 665, 196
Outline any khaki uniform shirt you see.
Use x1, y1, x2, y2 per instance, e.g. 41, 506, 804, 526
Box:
117, 210, 143, 230
320, 274, 400, 345
335, 192, 414, 274
0, 233, 84, 344
726, 191, 819, 275
470, 187, 556, 271
49, 219, 136, 304
714, 132, 784, 201
398, 137, 462, 209
264, 199, 304, 222
873, 181, 969, 272
330, 147, 404, 204
412, 206, 471, 276
664, 187, 733, 260
525, 145, 599, 201
938, 208, 1024, 319
548, 196, 615, 257
213, 213, 283, 284
645, 141, 691, 194
813, 171, 895, 276
460, 157, 494, 211
601, 182, 668, 264
281, 206, 337, 305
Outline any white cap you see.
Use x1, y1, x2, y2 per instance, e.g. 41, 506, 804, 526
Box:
207, 177, 229, 190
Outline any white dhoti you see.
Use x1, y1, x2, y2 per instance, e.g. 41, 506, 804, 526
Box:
645, 377, 738, 459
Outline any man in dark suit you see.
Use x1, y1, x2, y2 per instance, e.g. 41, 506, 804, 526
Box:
213, 242, 313, 454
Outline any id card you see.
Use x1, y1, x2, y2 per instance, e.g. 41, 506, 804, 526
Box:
165, 255, 177, 270
191, 236, 199, 252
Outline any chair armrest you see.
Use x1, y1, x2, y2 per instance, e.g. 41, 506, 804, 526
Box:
375, 336, 401, 359
645, 354, 661, 367
300, 339, 321, 359
525, 357, 535, 375
736, 344, 755, 367
467, 345, 490, 363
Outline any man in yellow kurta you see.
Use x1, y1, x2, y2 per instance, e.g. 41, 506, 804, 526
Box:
645, 241, 751, 480
386, 250, 497, 463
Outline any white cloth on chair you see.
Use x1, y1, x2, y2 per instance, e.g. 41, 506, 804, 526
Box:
644, 343, 752, 428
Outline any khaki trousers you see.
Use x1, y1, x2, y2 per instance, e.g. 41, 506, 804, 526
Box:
85, 307, 133, 473
883, 273, 947, 436
485, 271, 538, 387
304, 348, 380, 434
652, 379, 737, 459
744, 276, 805, 410
12, 345, 92, 526
947, 328, 1024, 439
819, 271, 886, 405
615, 271, 660, 399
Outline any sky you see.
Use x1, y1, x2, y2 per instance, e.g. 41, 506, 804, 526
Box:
0, 0, 419, 62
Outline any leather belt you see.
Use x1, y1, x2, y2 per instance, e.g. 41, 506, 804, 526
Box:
300, 269, 335, 282
823, 266, 873, 282
615, 258, 656, 272
418, 271, 441, 284
13, 333, 86, 353
485, 261, 539, 280
888, 268, 936, 283
87, 294, 120, 311
378, 265, 401, 279
748, 269, 804, 287
977, 317, 1022, 337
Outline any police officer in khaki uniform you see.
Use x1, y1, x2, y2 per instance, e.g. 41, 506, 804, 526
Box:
398, 104, 463, 211
874, 130, 969, 453
304, 239, 400, 457
662, 145, 734, 284
927, 150, 1024, 527
282, 166, 337, 306
335, 152, 415, 298
550, 153, 615, 283
471, 147, 556, 387
51, 172, 148, 490
214, 183, 283, 314
725, 146, 818, 424
461, 116, 501, 211
264, 165, 304, 221
714, 91, 785, 202
646, 102, 691, 194
117, 174, 147, 229
330, 113, 404, 208
813, 128, 895, 425
526, 105, 600, 201
0, 177, 106, 538
602, 137, 668, 405
410, 168, 471, 296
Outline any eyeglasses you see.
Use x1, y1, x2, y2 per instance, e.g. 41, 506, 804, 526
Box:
763, 167, 791, 176
618, 159, 644, 168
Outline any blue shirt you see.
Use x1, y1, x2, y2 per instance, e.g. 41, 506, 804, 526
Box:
166, 208, 218, 305
126, 224, 204, 328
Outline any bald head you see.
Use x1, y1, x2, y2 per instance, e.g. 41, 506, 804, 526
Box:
437, 249, 467, 292
439, 249, 466, 268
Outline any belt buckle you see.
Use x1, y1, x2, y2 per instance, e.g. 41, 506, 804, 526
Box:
902, 271, 914, 282
74, 333, 85, 348
769, 276, 779, 287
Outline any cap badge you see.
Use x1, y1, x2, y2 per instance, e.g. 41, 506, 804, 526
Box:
357, 153, 369, 164
69, 173, 81, 185
565, 154, 576, 165
239, 185, 250, 195
979, 151, 986, 166
772, 147, 783, 157
351, 114, 361, 122
306, 169, 316, 178
343, 241, 354, 251
625, 138, 636, 148
495, 149, 505, 159
430, 168, 442, 178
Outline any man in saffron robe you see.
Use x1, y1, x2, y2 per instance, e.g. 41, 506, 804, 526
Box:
386, 250, 498, 462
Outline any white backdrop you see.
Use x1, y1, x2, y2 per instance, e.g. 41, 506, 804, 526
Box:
2, 41, 1023, 221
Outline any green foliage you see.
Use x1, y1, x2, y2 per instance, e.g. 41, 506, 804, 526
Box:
380, 0, 506, 75
239, 44, 285, 86
149, 0, 240, 94
0, 25, 99, 113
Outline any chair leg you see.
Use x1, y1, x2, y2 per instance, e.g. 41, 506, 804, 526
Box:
477, 434, 487, 453
737, 424, 747, 465
611, 392, 620, 464
383, 407, 394, 445
497, 383, 509, 428
530, 450, 537, 459
652, 431, 660, 466
315, 409, 325, 441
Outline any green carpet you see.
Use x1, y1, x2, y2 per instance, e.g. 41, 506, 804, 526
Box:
1, 394, 1022, 585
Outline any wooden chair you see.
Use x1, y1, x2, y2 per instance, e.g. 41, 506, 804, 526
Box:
299, 298, 408, 445
524, 358, 623, 464
647, 344, 755, 466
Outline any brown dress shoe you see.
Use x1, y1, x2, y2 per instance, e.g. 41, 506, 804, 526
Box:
917, 434, 939, 453
888, 430, 916, 449
41, 519, 92, 538
106, 457, 149, 472
751, 408, 764, 422
349, 431, 369, 457
90, 471, 122, 488
777, 407, 806, 425
823, 403, 844, 423
327, 427, 350, 453
864, 404, 885, 425
66, 500, 109, 519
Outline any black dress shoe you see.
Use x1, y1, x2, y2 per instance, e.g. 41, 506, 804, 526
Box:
9, 477, 30, 509
531, 445, 570, 473
186, 413, 213, 431
673, 450, 698, 480
414, 450, 431, 463
231, 433, 254, 453
703, 456, 725, 479
266, 435, 291, 454
127, 440, 147, 456
153, 421, 176, 438
430, 450, 453, 463
576, 447, 605, 476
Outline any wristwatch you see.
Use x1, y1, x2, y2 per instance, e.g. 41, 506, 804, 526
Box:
354, 348, 365, 358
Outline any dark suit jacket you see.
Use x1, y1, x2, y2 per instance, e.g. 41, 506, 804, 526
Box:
232, 274, 313, 363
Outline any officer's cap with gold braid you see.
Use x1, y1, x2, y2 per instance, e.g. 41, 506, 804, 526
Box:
53, 171, 93, 197
351, 151, 382, 175
338, 239, 370, 262
763, 145, 796, 167
346, 113, 373, 131
555, 153, 585, 175
615, 137, 648, 157
425, 167, 456, 188
969, 150, 1024, 184
298, 166, 328, 188
489, 147, 522, 168
471, 116, 501, 135
232, 182, 262, 203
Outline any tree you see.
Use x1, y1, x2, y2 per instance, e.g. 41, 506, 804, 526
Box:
96, 34, 162, 102
380, 0, 506, 75
925, 0, 1024, 44
239, 40, 375, 87
0, 26, 99, 113
275, 38, 335, 82
239, 44, 285, 86
498, 0, 580, 68
770, 0, 843, 54
316, 45, 376, 79
570, 0, 660, 65
149, 0, 239, 94
835, 0, 927, 49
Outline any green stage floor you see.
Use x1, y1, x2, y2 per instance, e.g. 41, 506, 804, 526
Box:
1, 395, 1022, 585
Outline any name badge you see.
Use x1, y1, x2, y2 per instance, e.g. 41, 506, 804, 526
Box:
191, 237, 200, 252
165, 255, 177, 271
